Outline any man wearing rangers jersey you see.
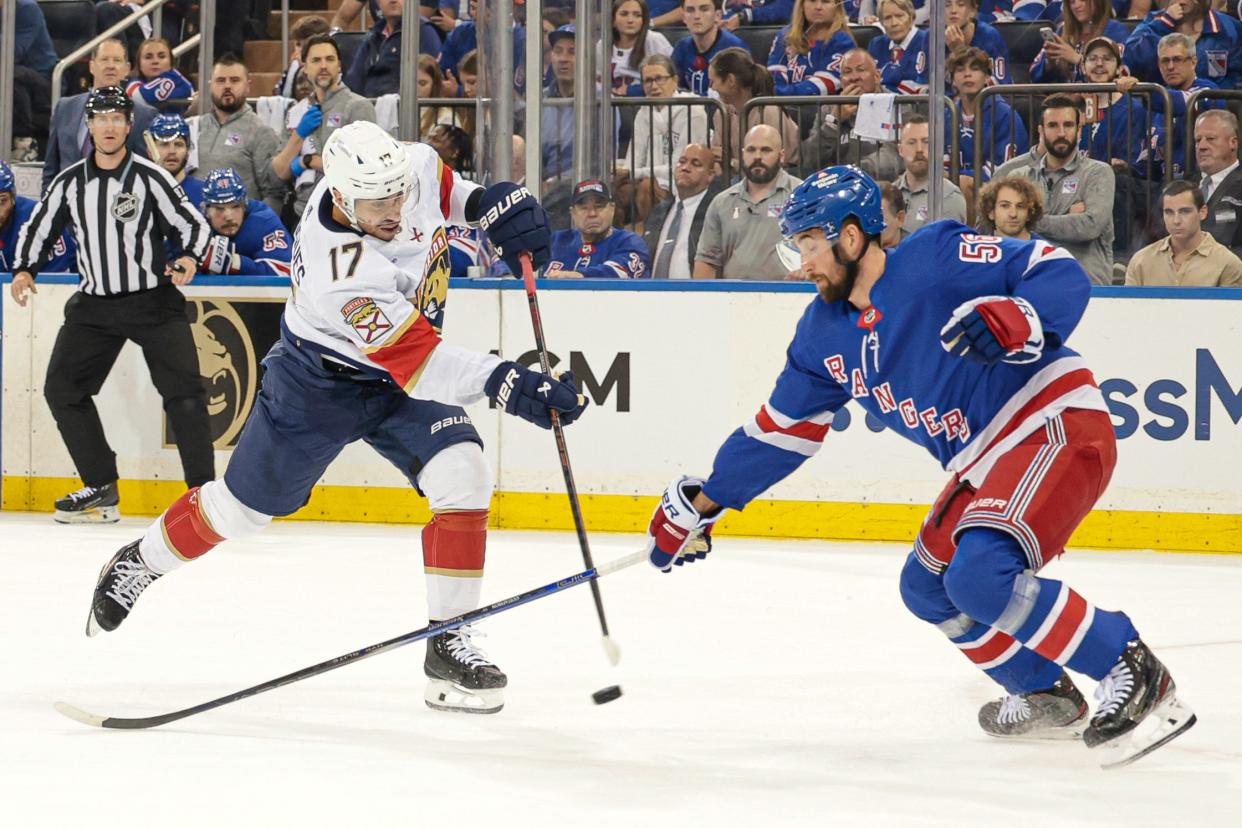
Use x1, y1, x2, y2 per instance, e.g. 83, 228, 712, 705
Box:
83, 121, 586, 714
196, 168, 292, 277
643, 166, 1195, 768
546, 180, 650, 278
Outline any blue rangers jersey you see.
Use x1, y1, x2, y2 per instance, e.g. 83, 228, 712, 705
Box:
1125, 9, 1242, 89
1081, 95, 1147, 168
1029, 19, 1130, 84
546, 227, 650, 278
2, 195, 76, 272
953, 22, 1013, 89
868, 27, 929, 94
951, 95, 1029, 179
700, 221, 1108, 511
768, 28, 856, 96
211, 199, 292, 277
673, 30, 748, 95
126, 70, 194, 114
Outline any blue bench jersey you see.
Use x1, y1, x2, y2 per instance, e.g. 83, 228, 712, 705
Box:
2, 195, 76, 273
221, 199, 292, 277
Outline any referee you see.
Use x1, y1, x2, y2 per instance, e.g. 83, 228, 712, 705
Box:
10, 86, 216, 524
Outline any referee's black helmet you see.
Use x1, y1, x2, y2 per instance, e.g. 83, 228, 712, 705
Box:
85, 85, 134, 121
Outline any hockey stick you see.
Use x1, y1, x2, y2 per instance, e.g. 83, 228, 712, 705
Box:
54, 549, 646, 730
518, 252, 621, 666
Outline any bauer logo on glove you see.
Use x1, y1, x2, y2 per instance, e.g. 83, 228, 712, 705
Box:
646, 476, 723, 572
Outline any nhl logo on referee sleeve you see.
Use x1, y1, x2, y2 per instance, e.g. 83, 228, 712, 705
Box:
111, 192, 139, 222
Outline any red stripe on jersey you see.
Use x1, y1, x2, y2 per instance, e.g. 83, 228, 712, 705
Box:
162, 487, 224, 560
423, 510, 488, 572
438, 158, 454, 220
754, 407, 832, 442
1032, 589, 1088, 662
368, 312, 442, 391
961, 629, 1018, 666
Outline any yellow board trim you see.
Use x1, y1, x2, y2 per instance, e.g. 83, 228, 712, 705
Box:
4, 476, 1240, 554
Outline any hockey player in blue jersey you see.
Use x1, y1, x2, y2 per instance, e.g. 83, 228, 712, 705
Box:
0, 161, 76, 273
546, 180, 650, 278
643, 166, 1195, 769
145, 114, 204, 205
197, 168, 292, 277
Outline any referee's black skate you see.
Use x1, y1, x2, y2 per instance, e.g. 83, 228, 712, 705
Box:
54, 482, 120, 524
424, 624, 507, 714
86, 541, 161, 637
978, 671, 1088, 739
1083, 638, 1196, 768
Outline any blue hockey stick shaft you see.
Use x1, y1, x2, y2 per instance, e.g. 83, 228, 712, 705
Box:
55, 549, 648, 730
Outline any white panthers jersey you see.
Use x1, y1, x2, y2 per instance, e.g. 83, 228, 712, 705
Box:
284, 142, 501, 404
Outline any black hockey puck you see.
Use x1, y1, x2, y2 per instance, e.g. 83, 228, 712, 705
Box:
592, 685, 623, 705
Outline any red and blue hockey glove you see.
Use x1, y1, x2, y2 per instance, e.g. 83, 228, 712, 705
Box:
939, 296, 1045, 365
477, 183, 551, 274
484, 361, 587, 429
646, 476, 723, 573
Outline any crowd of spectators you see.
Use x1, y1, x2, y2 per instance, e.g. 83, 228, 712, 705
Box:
9, 0, 1242, 284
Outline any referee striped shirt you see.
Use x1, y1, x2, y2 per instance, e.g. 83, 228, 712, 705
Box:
14, 150, 211, 296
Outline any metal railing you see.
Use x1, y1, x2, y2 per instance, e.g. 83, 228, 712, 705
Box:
1184, 89, 1242, 180
0, 0, 16, 160
611, 95, 728, 180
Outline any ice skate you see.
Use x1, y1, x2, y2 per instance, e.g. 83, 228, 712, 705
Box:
1083, 639, 1196, 769
86, 540, 161, 637
424, 624, 507, 714
54, 483, 120, 524
979, 671, 1088, 739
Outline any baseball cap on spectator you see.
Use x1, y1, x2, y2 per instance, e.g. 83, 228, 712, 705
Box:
1083, 37, 1123, 64
571, 179, 611, 204
548, 24, 576, 47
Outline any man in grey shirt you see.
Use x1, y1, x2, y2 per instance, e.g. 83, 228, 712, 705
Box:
695, 124, 803, 280
195, 55, 288, 214
994, 94, 1115, 285
894, 114, 967, 234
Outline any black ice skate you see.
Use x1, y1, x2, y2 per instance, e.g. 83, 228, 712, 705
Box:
54, 482, 120, 524
1083, 639, 1197, 769
86, 541, 161, 637
424, 624, 507, 714
978, 672, 1088, 739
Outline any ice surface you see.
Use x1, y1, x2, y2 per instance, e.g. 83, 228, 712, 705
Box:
1, 513, 1239, 827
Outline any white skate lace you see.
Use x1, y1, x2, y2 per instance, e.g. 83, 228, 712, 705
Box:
997, 694, 1032, 724
445, 625, 495, 669
65, 485, 100, 504
1093, 662, 1135, 719
104, 560, 157, 610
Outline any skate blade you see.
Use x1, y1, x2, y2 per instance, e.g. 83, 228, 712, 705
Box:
1095, 694, 1197, 769
424, 679, 504, 715
985, 723, 1085, 741
54, 506, 120, 524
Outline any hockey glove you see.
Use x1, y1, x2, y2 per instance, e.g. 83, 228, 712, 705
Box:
939, 296, 1045, 365
200, 236, 240, 275
646, 476, 723, 573
295, 104, 322, 139
484, 361, 587, 429
476, 182, 551, 274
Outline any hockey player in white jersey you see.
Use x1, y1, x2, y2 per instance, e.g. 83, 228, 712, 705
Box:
82, 121, 586, 714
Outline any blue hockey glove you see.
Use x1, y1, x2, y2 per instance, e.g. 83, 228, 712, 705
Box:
939, 296, 1045, 365
296, 105, 323, 139
476, 182, 551, 274
485, 362, 587, 429
646, 476, 722, 573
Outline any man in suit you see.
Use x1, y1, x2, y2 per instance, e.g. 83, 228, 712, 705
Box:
42, 38, 157, 192
644, 144, 723, 279
1194, 109, 1242, 256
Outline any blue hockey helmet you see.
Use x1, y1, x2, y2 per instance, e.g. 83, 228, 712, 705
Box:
202, 168, 247, 206
0, 160, 14, 193
148, 113, 191, 146
779, 165, 885, 243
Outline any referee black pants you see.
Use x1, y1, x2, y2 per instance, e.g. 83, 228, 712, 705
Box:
43, 286, 215, 491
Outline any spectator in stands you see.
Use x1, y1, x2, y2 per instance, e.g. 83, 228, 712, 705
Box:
1030, 0, 1131, 84
977, 175, 1044, 240
0, 161, 76, 272
196, 168, 293, 277
427, 124, 475, 173
606, 0, 674, 96
145, 114, 201, 202
275, 15, 331, 97
1192, 109, 1242, 255
543, 25, 578, 180
1125, 179, 1242, 285
799, 49, 903, 178
948, 46, 1028, 213
878, 181, 907, 248
709, 48, 801, 171
995, 93, 1116, 284
345, 0, 444, 97
1125, 0, 1242, 89
93, 0, 146, 59
195, 55, 288, 215
944, 0, 1012, 86
417, 56, 463, 135
43, 38, 158, 192
13, 0, 56, 161
1134, 33, 1221, 181
453, 50, 479, 137
439, 0, 527, 93
895, 114, 969, 233
126, 37, 194, 114
332, 0, 456, 33
722, 0, 794, 30
695, 124, 804, 279
673, 0, 748, 95
645, 144, 724, 278
768, 0, 857, 96
868, 0, 930, 94
546, 180, 651, 278
1082, 38, 1147, 170
618, 55, 712, 223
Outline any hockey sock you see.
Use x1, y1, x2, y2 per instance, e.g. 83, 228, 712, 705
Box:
422, 509, 488, 620
140, 487, 223, 574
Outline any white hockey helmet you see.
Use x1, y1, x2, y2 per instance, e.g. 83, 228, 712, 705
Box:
322, 121, 415, 229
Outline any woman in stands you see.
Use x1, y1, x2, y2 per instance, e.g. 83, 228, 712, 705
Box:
126, 37, 193, 115
606, 0, 674, 96
868, 0, 930, 93
767, 0, 856, 95
1030, 0, 1130, 83
709, 47, 802, 170
417, 55, 464, 137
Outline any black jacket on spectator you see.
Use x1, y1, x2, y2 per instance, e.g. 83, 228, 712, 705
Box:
344, 16, 443, 98
1200, 166, 1242, 255
643, 180, 726, 275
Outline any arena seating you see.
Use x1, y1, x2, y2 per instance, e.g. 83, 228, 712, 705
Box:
37, 0, 97, 58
